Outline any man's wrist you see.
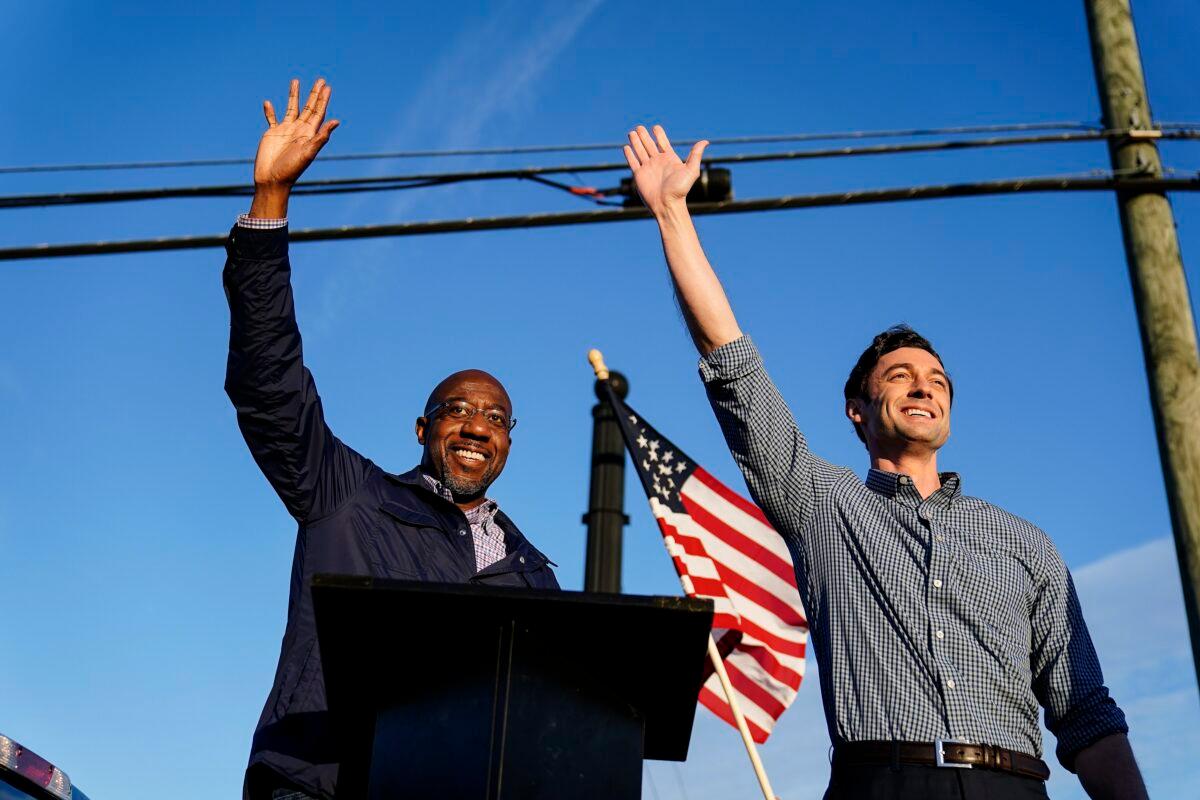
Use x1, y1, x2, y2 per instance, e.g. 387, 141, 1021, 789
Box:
654, 199, 692, 229
248, 184, 291, 219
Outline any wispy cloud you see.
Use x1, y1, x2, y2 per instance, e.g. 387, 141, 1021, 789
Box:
385, 0, 603, 163
1044, 537, 1200, 799
310, 1, 603, 335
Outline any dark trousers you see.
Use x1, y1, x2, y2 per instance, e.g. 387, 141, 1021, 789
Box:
824, 762, 1051, 799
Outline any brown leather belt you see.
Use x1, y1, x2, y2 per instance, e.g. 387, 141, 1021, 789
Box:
833, 740, 1051, 781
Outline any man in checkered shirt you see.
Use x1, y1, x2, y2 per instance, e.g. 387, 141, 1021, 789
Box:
623, 124, 1149, 799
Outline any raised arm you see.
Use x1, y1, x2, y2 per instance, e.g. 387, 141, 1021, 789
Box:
626, 124, 843, 536
224, 78, 366, 522
623, 125, 740, 355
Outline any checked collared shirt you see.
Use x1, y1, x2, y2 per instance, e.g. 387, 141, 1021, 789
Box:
422, 472, 507, 572
699, 335, 1127, 770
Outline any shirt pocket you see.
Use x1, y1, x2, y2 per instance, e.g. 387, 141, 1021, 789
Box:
950, 535, 1030, 618
950, 541, 1034, 671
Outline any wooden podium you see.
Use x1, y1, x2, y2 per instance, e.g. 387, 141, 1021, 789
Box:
312, 575, 713, 800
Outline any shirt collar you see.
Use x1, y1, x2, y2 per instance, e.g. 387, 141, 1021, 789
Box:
865, 468, 962, 507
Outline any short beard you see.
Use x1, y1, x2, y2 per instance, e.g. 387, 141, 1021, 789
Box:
440, 470, 489, 500
433, 445, 499, 500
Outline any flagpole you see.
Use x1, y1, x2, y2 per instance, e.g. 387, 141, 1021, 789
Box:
705, 634, 778, 800
587, 349, 779, 800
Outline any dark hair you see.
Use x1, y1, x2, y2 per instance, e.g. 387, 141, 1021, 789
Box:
843, 325, 953, 444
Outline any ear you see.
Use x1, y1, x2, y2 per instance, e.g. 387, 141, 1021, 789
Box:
845, 399, 864, 426
415, 416, 428, 445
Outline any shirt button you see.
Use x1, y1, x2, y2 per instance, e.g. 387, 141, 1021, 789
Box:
458, 529, 468, 536
935, 534, 946, 542
933, 578, 943, 589
899, 476, 910, 485
946, 679, 956, 689
935, 630, 944, 639
519, 556, 526, 564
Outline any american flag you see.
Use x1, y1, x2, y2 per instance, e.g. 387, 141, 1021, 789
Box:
604, 386, 809, 743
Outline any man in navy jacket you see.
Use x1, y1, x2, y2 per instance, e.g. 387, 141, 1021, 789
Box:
224, 78, 560, 800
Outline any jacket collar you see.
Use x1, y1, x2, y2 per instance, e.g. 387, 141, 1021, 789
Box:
384, 466, 430, 490
382, 466, 552, 565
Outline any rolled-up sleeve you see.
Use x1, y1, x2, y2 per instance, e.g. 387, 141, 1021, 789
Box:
1029, 540, 1128, 771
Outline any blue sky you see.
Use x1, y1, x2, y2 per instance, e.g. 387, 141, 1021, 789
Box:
1, 2, 1198, 798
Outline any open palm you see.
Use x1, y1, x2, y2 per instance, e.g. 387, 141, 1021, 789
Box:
623, 125, 708, 215
254, 78, 340, 187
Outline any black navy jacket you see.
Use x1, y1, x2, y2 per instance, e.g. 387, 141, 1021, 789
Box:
223, 226, 560, 800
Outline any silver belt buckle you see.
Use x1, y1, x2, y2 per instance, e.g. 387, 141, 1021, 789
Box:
935, 738, 972, 769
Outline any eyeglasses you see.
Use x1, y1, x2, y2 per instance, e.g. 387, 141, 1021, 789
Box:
426, 400, 517, 432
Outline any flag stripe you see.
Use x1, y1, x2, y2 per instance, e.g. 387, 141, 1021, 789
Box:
701, 676, 777, 739
737, 641, 805, 687
663, 518, 808, 643
667, 546, 723, 582
723, 585, 807, 649
681, 491, 796, 587
698, 685, 770, 744
737, 614, 807, 658
699, 531, 804, 616
666, 505, 802, 614
728, 649, 797, 703
725, 659, 788, 718
717, 564, 808, 628
692, 467, 773, 527
653, 512, 742, 627
667, 520, 803, 628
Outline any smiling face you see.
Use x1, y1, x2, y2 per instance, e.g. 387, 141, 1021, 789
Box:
416, 369, 513, 507
846, 347, 952, 456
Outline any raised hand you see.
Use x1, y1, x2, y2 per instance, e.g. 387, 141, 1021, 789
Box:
255, 78, 340, 188
623, 125, 708, 217
248, 78, 339, 218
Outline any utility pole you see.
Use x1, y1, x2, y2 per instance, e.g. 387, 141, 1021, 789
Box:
583, 369, 629, 593
1084, 0, 1200, 684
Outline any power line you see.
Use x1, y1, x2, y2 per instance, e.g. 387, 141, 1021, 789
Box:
3, 174, 1196, 262
0, 121, 1102, 175
12, 130, 1199, 211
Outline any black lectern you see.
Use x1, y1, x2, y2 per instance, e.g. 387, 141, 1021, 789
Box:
311, 575, 714, 800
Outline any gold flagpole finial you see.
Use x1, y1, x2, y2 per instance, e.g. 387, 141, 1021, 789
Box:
587, 349, 610, 381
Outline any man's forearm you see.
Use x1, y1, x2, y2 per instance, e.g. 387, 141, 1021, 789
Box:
654, 200, 742, 355
249, 184, 290, 219
1073, 733, 1148, 800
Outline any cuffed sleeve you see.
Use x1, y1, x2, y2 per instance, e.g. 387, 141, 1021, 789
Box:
698, 334, 764, 384
236, 213, 288, 230
1029, 541, 1129, 771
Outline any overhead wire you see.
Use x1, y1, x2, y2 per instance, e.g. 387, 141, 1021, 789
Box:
0, 121, 1103, 175
3, 173, 1196, 262
10, 129, 1200, 211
